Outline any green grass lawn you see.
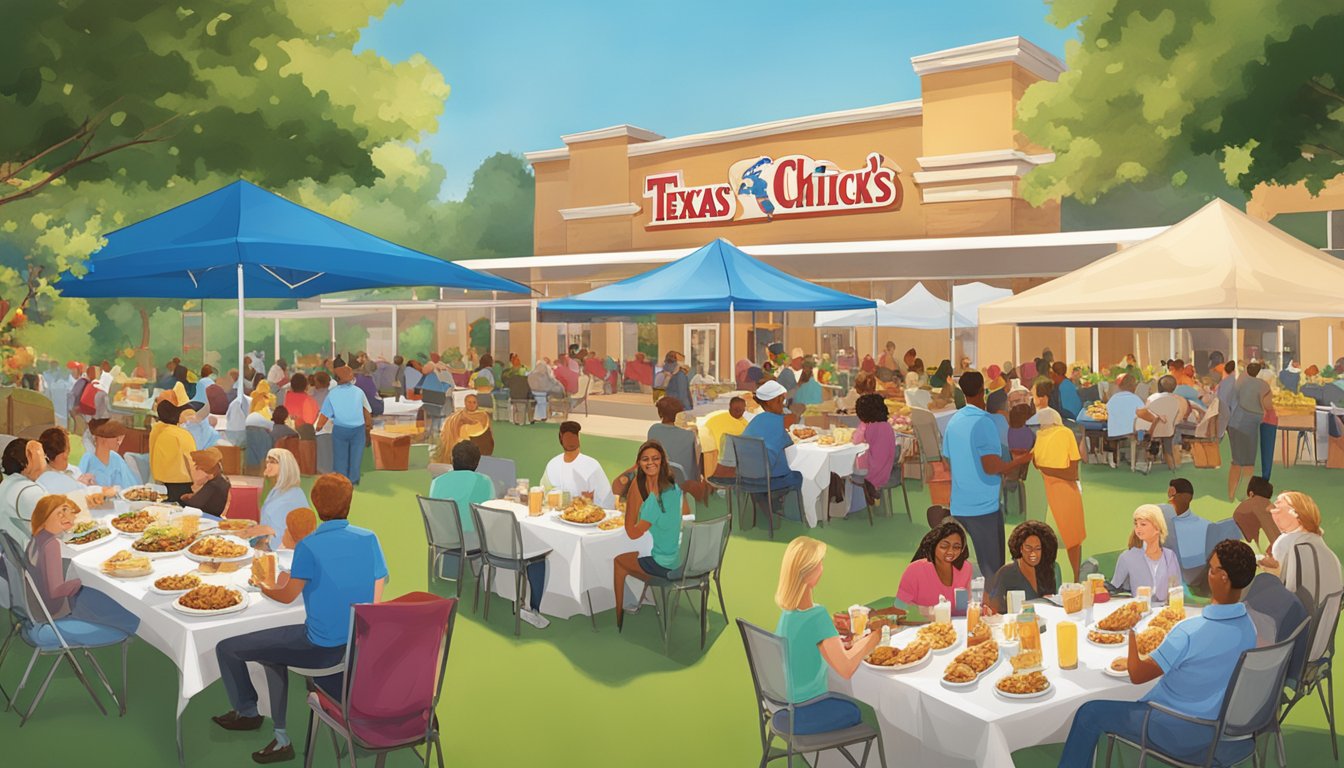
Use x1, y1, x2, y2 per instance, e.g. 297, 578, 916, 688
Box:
5, 423, 1342, 766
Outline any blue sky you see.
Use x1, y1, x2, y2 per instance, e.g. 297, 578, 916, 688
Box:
357, 1, 1078, 199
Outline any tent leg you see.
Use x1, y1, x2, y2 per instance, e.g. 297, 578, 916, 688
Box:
1232, 318, 1239, 361
872, 309, 877, 360
1013, 326, 1021, 366
948, 280, 955, 368
393, 305, 400, 359
531, 300, 538, 364
237, 264, 246, 398
330, 316, 336, 360
274, 317, 280, 367
1091, 328, 1099, 373
729, 302, 736, 385
1277, 324, 1284, 371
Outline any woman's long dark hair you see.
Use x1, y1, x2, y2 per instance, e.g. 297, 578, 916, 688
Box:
1008, 520, 1058, 594
912, 521, 969, 570
633, 440, 675, 512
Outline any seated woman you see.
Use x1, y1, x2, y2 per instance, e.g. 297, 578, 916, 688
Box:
78, 419, 138, 489
270, 406, 299, 442
1260, 491, 1342, 610
434, 392, 494, 458
1, 439, 49, 545
897, 521, 974, 616
903, 371, 932, 409
850, 394, 895, 509
180, 448, 230, 518
25, 494, 139, 634
990, 520, 1061, 613
283, 373, 318, 428
1033, 407, 1085, 582
793, 365, 823, 406
245, 449, 309, 550
36, 427, 93, 494
1112, 504, 1182, 603
612, 440, 690, 631
739, 380, 803, 491
774, 536, 883, 735
245, 381, 275, 430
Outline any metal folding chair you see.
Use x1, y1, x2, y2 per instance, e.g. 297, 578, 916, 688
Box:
638, 517, 730, 652
1280, 589, 1343, 760
416, 496, 481, 598
470, 504, 553, 636
726, 434, 802, 539
476, 455, 517, 499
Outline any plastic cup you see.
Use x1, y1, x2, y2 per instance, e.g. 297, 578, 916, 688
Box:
849, 605, 871, 636
1057, 620, 1078, 669
1007, 590, 1026, 615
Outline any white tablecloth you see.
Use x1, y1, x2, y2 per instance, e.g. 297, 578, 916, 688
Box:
380, 398, 423, 420
829, 602, 1199, 768
479, 500, 651, 619
785, 442, 867, 527
932, 406, 957, 433
67, 510, 305, 760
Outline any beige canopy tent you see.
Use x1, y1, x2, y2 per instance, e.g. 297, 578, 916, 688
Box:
978, 198, 1344, 328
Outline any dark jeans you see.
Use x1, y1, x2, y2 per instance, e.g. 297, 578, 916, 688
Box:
954, 509, 1005, 589
773, 695, 862, 736
331, 425, 365, 485
1259, 422, 1277, 480
447, 554, 546, 611
216, 625, 345, 729
164, 482, 193, 504
1059, 699, 1246, 768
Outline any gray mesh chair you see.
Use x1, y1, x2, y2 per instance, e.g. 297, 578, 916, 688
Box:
727, 434, 802, 540
0, 532, 131, 723
1104, 618, 1308, 768
476, 456, 517, 498
1280, 589, 1343, 760
469, 504, 551, 636
638, 516, 730, 652
908, 406, 943, 485
848, 462, 912, 525
420, 388, 448, 450
1291, 541, 1324, 612
736, 619, 886, 768
416, 496, 480, 598
506, 375, 533, 425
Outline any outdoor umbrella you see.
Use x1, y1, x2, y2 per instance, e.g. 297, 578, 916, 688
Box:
59, 180, 531, 393
539, 238, 875, 376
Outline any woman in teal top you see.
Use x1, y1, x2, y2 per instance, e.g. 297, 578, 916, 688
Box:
612, 440, 688, 631
774, 536, 881, 735
793, 365, 824, 406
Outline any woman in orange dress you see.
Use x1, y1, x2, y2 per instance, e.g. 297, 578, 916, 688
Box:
1032, 407, 1085, 582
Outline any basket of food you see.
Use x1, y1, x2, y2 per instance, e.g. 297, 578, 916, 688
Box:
789, 426, 820, 444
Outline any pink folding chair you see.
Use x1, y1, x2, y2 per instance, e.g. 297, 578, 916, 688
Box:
303, 592, 458, 768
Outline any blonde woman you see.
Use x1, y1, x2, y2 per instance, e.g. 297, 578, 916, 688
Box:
774, 537, 881, 735
1261, 492, 1342, 607
1110, 505, 1182, 603
245, 448, 309, 550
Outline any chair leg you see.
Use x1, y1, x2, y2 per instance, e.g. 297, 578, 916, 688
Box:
714, 571, 727, 621
304, 709, 321, 768
514, 570, 523, 636
10, 647, 41, 713
456, 553, 466, 598
63, 651, 109, 717
121, 639, 130, 715
1322, 670, 1339, 760
483, 565, 493, 620
700, 585, 709, 649
19, 655, 65, 724
472, 562, 484, 615
900, 481, 912, 522
84, 648, 122, 715
1104, 734, 1116, 768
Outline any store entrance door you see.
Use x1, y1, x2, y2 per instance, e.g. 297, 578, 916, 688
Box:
685, 324, 720, 381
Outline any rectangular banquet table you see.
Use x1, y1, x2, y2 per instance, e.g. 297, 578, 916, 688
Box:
785, 442, 867, 527
478, 500, 651, 620
68, 508, 304, 765
827, 601, 1199, 768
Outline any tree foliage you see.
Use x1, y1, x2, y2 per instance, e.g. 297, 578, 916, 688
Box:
1018, 1, 1342, 204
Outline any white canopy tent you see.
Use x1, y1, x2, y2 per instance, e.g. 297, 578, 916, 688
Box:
817, 281, 1013, 363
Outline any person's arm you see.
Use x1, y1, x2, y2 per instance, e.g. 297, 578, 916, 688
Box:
41, 537, 82, 599
373, 576, 386, 603
1041, 458, 1080, 482
981, 450, 1031, 476
261, 573, 306, 604
1112, 552, 1130, 593
362, 392, 373, 429
818, 630, 884, 680
1135, 406, 1164, 425
1126, 628, 1164, 684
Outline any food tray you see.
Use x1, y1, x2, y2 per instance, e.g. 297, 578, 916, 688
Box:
862, 648, 932, 673
63, 528, 114, 552
172, 592, 248, 616
184, 536, 255, 564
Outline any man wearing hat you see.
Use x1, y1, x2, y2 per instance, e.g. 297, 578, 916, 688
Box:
738, 380, 803, 513
149, 399, 198, 503
314, 366, 372, 485
79, 419, 139, 489
182, 448, 230, 517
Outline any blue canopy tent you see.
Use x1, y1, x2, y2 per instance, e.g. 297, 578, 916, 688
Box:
59, 179, 531, 393
538, 238, 875, 375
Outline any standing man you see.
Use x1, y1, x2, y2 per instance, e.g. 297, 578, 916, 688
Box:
942, 371, 1032, 586
314, 366, 372, 486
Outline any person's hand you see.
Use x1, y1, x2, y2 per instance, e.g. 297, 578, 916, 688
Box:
78, 473, 95, 484
980, 602, 997, 616
862, 628, 884, 654
581, 490, 594, 500
1258, 554, 1279, 569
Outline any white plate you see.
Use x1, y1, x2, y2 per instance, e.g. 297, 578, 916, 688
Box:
172, 592, 248, 616
149, 576, 205, 596
862, 649, 932, 673
941, 652, 1002, 688
993, 680, 1053, 700
117, 485, 171, 509
183, 536, 254, 564
101, 566, 154, 579
62, 528, 114, 552
553, 514, 602, 528
789, 430, 821, 444
1086, 630, 1128, 649
1103, 661, 1131, 679
913, 628, 959, 654
131, 545, 193, 560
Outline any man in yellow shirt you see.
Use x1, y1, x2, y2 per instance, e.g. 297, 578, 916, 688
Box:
149, 400, 198, 502
704, 397, 749, 477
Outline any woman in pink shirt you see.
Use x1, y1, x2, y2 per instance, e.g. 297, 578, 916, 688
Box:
851, 394, 897, 508
896, 520, 975, 615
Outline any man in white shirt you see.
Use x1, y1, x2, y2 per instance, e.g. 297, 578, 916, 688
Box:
542, 421, 614, 508
1137, 375, 1194, 470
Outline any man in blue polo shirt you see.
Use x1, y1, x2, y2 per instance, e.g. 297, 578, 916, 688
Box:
1058, 540, 1259, 767
213, 473, 388, 764
943, 371, 1032, 584
315, 365, 372, 485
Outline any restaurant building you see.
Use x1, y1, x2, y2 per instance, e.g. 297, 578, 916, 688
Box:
467, 37, 1176, 378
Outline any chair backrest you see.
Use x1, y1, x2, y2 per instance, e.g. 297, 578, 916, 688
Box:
1217, 618, 1307, 740
1292, 541, 1323, 609
909, 407, 942, 461
476, 456, 517, 498
421, 388, 446, 409
340, 593, 457, 749
506, 375, 531, 400
471, 503, 525, 563
736, 619, 792, 710
245, 426, 274, 465
1243, 573, 1310, 673
679, 516, 730, 579
417, 496, 466, 553
297, 423, 317, 441
1079, 557, 1101, 581
0, 532, 35, 627
1306, 589, 1343, 667
725, 434, 770, 482
1203, 518, 1242, 561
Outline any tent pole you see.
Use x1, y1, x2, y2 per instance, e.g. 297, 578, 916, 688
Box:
1232, 318, 1239, 361
1277, 324, 1284, 370
488, 301, 495, 356
1014, 326, 1021, 366
329, 316, 335, 360
1330, 325, 1335, 364
273, 317, 280, 367
1169, 328, 1176, 362
1091, 328, 1099, 373
948, 280, 955, 369
530, 300, 538, 364
392, 305, 399, 358
729, 301, 735, 385
236, 264, 245, 398
871, 309, 877, 359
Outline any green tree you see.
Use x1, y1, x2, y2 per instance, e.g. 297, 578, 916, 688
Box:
456, 153, 535, 259
1018, 1, 1341, 205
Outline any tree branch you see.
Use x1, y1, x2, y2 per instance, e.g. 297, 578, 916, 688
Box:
0, 100, 122, 185
1307, 78, 1344, 106
1302, 143, 1344, 161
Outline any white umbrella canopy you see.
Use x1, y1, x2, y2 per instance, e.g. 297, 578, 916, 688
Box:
816, 282, 975, 328
978, 198, 1344, 327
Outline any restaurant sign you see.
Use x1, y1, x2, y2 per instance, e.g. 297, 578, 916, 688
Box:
642, 152, 902, 228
